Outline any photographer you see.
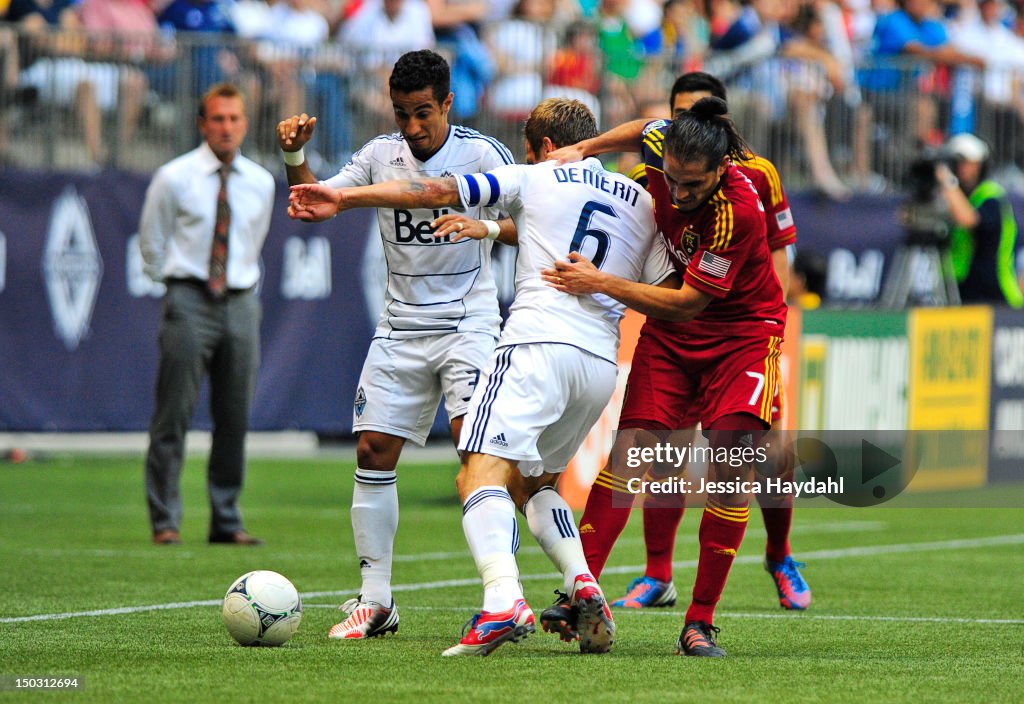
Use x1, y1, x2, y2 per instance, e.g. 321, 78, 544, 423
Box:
936, 133, 1024, 307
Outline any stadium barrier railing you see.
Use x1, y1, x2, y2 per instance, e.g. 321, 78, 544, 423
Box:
2, 25, 1022, 195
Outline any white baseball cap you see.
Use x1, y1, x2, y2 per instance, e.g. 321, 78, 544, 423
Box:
947, 133, 990, 162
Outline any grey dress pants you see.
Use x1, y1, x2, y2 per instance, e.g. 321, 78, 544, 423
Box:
145, 280, 260, 536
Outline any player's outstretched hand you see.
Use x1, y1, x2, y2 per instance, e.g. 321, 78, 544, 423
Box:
277, 113, 316, 152
432, 213, 485, 242
544, 144, 586, 165
541, 251, 605, 294
288, 183, 342, 222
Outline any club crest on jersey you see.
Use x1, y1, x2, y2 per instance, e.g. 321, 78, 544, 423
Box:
354, 387, 367, 417
682, 229, 700, 258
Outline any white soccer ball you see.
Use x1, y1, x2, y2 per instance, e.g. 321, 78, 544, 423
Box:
222, 570, 302, 646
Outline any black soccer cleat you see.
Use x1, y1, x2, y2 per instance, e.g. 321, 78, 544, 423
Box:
539, 590, 578, 643
676, 621, 726, 657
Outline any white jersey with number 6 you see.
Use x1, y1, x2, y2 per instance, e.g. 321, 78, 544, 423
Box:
325, 126, 513, 339
456, 157, 674, 364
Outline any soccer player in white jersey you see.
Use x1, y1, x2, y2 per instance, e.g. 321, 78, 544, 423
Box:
289, 98, 677, 656
276, 50, 515, 640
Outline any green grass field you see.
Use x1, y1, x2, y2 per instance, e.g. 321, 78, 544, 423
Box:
2, 453, 1022, 703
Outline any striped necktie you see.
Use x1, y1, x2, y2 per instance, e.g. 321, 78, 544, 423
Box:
207, 164, 231, 299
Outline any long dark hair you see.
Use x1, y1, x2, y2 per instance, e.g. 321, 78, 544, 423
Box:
663, 97, 750, 170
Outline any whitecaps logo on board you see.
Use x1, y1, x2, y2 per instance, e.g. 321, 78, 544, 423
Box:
42, 186, 103, 350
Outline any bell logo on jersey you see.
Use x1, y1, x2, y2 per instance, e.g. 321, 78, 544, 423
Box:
395, 209, 452, 244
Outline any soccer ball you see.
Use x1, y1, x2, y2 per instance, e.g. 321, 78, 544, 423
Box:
221, 570, 302, 646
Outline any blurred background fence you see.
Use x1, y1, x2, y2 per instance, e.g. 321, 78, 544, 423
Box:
3, 24, 1024, 196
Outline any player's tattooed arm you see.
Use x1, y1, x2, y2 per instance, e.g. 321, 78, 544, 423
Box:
374, 177, 461, 209
341, 177, 460, 210
543, 252, 711, 322
288, 177, 460, 222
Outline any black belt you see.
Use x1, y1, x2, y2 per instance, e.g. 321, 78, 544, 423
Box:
165, 277, 255, 295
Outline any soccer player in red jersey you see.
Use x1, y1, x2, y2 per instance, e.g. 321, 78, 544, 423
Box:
541, 97, 786, 656
615, 72, 810, 614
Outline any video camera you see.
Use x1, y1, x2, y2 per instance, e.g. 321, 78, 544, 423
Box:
905, 146, 954, 202
901, 146, 952, 247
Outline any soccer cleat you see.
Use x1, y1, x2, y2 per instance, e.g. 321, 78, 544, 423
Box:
328, 597, 399, 639
611, 575, 678, 608
765, 556, 811, 610
539, 590, 578, 643
570, 573, 615, 654
676, 621, 726, 657
441, 599, 535, 657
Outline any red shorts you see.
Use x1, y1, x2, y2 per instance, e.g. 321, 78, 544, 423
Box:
619, 324, 783, 431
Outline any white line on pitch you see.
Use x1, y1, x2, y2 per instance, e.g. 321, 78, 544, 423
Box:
598, 532, 1024, 577
3, 533, 1021, 625
624, 611, 1024, 626
0, 599, 225, 622
1, 520, 887, 561
391, 520, 888, 563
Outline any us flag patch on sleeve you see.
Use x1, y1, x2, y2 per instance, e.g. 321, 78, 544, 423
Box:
698, 250, 732, 278
775, 207, 794, 230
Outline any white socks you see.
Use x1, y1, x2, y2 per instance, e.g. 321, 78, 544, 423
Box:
525, 486, 591, 594
351, 468, 398, 605
462, 486, 522, 612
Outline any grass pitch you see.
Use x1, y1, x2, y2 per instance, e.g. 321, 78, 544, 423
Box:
1, 453, 1022, 703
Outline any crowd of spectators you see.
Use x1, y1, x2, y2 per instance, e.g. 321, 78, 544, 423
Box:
2, 0, 1024, 194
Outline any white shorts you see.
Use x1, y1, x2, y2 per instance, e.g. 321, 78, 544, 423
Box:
21, 58, 122, 111
458, 343, 618, 477
353, 332, 496, 446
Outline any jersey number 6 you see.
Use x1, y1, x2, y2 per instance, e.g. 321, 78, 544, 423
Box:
569, 200, 617, 269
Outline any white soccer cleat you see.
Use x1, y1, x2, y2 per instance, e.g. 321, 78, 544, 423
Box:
328, 597, 399, 639
570, 573, 615, 654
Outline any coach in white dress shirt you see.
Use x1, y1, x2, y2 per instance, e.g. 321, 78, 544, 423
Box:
139, 83, 275, 547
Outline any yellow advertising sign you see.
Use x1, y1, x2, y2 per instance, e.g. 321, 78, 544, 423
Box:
907, 306, 993, 489
909, 307, 993, 429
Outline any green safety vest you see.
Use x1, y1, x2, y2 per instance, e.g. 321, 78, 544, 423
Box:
949, 180, 1024, 308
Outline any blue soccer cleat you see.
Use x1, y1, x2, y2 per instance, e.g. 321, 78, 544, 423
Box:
764, 556, 811, 610
611, 576, 678, 608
